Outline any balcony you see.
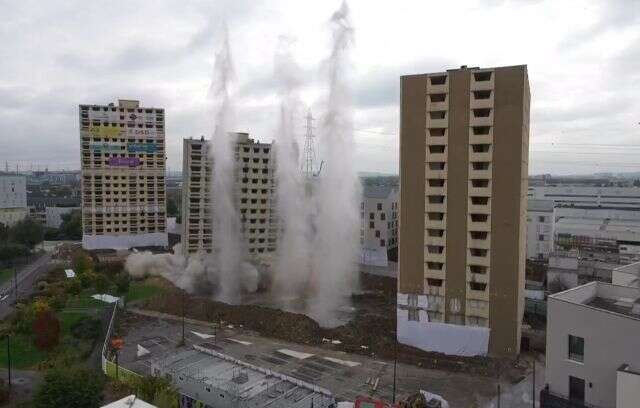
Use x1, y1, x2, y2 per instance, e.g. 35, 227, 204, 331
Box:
425, 166, 446, 179
467, 286, 489, 302
424, 283, 446, 297
469, 167, 492, 180
425, 217, 445, 229
424, 267, 446, 281
424, 234, 445, 246
469, 115, 493, 127
425, 251, 445, 263
427, 118, 448, 129
539, 388, 596, 408
469, 186, 491, 197
468, 254, 490, 267
427, 100, 448, 112
425, 202, 445, 213
469, 151, 492, 162
468, 237, 490, 249
425, 185, 446, 196
468, 220, 491, 232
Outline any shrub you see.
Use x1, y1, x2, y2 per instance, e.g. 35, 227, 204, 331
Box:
32, 309, 60, 351
34, 366, 105, 408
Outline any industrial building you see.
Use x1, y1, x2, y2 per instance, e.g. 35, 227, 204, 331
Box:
360, 184, 398, 267
526, 199, 555, 260
79, 100, 168, 250
150, 345, 335, 408
181, 134, 277, 261
398, 65, 530, 356
543, 282, 640, 407
528, 185, 640, 209
0, 175, 27, 227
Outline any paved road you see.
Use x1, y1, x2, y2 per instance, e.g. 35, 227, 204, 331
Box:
0, 254, 52, 320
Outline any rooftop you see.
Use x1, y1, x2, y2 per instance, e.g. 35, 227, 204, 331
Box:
152, 345, 333, 407
527, 199, 554, 212
550, 281, 640, 320
102, 395, 156, 408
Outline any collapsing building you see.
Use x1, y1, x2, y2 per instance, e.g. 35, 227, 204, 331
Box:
150, 345, 335, 408
181, 133, 277, 263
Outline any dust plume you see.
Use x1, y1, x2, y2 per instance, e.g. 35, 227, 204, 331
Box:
208, 24, 245, 302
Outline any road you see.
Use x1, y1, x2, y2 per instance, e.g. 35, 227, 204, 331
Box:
485, 353, 545, 408
0, 254, 52, 320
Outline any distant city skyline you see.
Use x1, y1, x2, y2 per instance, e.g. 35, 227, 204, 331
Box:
0, 1, 638, 175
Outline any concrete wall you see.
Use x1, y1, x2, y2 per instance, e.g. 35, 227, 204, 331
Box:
526, 207, 555, 260
617, 366, 640, 408
0, 176, 27, 209
546, 292, 640, 407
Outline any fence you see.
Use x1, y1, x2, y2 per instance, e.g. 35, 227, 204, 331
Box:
540, 388, 597, 408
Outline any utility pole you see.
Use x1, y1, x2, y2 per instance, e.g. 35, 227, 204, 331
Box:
181, 291, 185, 344
392, 330, 397, 404
6, 336, 11, 393
302, 110, 316, 178
532, 358, 536, 408
11, 261, 17, 304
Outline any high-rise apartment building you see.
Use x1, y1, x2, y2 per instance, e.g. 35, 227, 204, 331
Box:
181, 133, 277, 260
359, 184, 399, 267
80, 100, 168, 250
0, 175, 27, 227
397, 65, 530, 356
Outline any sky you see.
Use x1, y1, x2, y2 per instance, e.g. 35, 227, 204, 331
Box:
0, 0, 638, 176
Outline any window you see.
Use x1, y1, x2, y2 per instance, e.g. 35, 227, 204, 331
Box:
469, 282, 487, 291
473, 108, 491, 117
429, 128, 445, 137
426, 262, 443, 270
375, 230, 380, 238
429, 111, 446, 120
429, 145, 445, 154
474, 71, 491, 81
473, 90, 491, 99
380, 239, 385, 247
427, 245, 443, 254
469, 265, 487, 274
471, 144, 490, 153
430, 75, 446, 85
472, 162, 490, 170
427, 278, 443, 287
428, 162, 445, 170
471, 196, 489, 205
427, 229, 444, 237
380, 213, 386, 221
427, 212, 444, 221
429, 93, 446, 102
538, 216, 545, 222
472, 126, 491, 135
470, 214, 488, 222
377, 203, 382, 211
408, 308, 419, 321
568, 335, 584, 362
470, 231, 488, 240
538, 234, 545, 241
428, 178, 445, 187
471, 179, 489, 188
369, 221, 374, 229
569, 376, 585, 403
428, 195, 445, 204
369, 212, 374, 220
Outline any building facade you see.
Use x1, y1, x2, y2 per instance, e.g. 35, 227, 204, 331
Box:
0, 175, 27, 227
360, 185, 398, 267
80, 100, 168, 250
398, 65, 530, 356
181, 134, 277, 261
528, 186, 640, 209
526, 199, 555, 260
543, 282, 640, 407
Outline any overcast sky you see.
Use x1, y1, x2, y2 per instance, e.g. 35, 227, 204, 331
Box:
0, 0, 638, 176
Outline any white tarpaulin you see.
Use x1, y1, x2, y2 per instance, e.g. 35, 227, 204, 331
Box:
397, 307, 489, 356
92, 294, 120, 304
420, 390, 449, 408
64, 269, 76, 278
137, 344, 151, 358
191, 331, 215, 339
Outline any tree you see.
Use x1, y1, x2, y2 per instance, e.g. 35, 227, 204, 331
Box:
134, 376, 177, 404
94, 273, 110, 293
32, 309, 61, 350
73, 252, 94, 275
0, 242, 30, 261
115, 272, 131, 295
0, 223, 8, 242
9, 217, 44, 249
59, 210, 82, 240
34, 366, 105, 408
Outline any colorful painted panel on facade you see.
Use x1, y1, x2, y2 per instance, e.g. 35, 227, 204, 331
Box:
127, 143, 158, 153
90, 143, 126, 153
89, 126, 122, 138
107, 157, 141, 167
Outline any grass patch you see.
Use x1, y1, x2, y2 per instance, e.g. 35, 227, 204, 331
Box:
0, 268, 16, 286
65, 293, 107, 310
126, 281, 166, 303
0, 334, 48, 369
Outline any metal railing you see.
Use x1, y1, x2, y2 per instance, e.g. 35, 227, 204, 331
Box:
540, 388, 599, 408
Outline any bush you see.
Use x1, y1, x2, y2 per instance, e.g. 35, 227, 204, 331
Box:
70, 317, 101, 341
115, 272, 130, 295
94, 273, 110, 294
73, 253, 93, 275
134, 376, 177, 406
78, 271, 96, 289
64, 279, 82, 295
34, 366, 105, 408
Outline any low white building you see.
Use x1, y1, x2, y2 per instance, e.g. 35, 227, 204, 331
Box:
543, 282, 640, 407
528, 185, 640, 209
359, 185, 398, 267
526, 199, 555, 260
0, 175, 27, 227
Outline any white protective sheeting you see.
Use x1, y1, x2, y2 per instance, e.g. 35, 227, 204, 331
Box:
397, 306, 490, 357
137, 344, 151, 358
323, 357, 360, 367
191, 331, 215, 339
92, 294, 120, 304
277, 349, 314, 359
420, 390, 449, 408
64, 269, 76, 278
82, 232, 168, 250
360, 248, 389, 267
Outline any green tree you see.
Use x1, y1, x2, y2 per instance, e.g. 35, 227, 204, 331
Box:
115, 272, 131, 295
59, 210, 82, 240
34, 366, 105, 408
94, 273, 110, 293
9, 217, 44, 249
0, 242, 30, 261
0, 223, 8, 242
134, 376, 176, 404
73, 252, 94, 275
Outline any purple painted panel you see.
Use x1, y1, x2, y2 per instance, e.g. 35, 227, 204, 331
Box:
108, 157, 141, 167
